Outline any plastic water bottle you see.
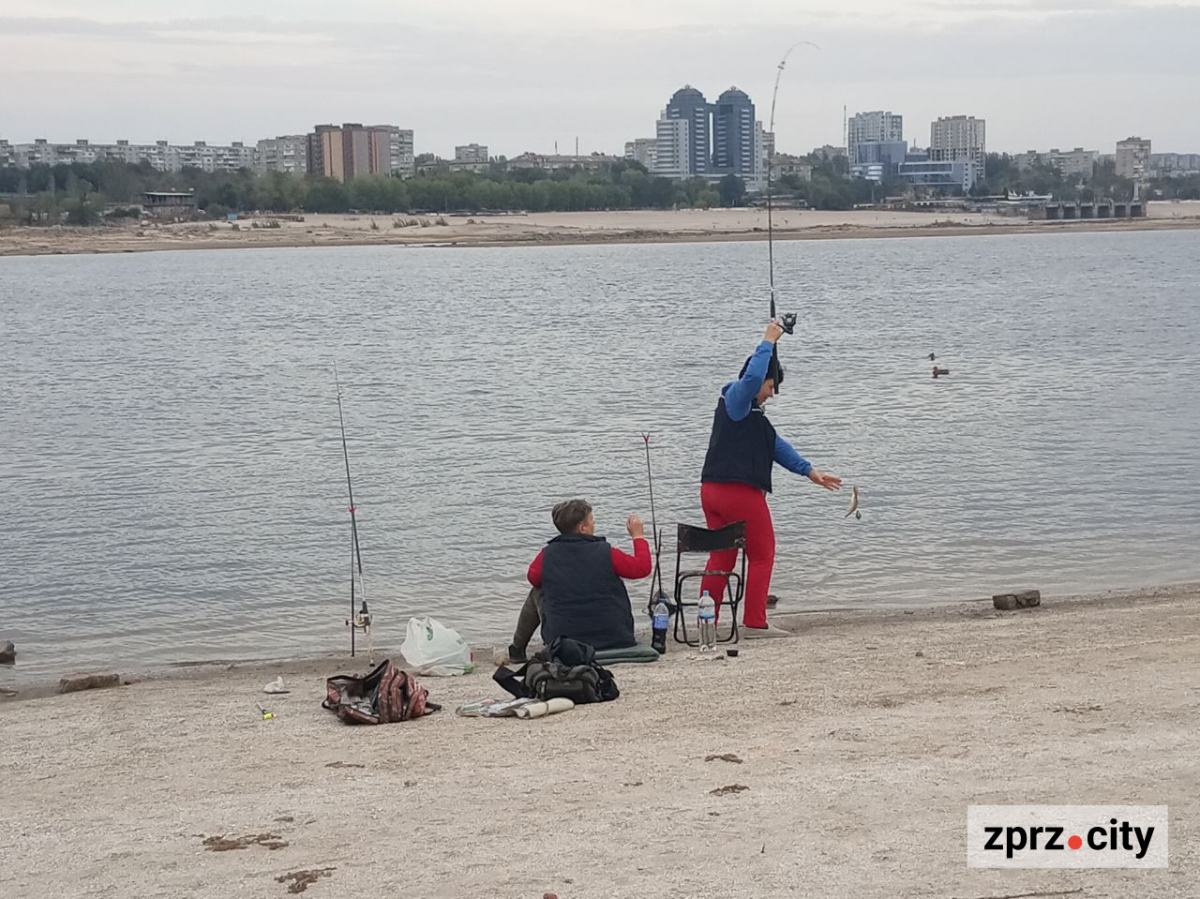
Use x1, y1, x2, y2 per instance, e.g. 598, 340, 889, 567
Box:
698, 591, 717, 654
651, 597, 670, 655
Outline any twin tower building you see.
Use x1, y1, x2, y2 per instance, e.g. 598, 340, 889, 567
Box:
631, 86, 768, 190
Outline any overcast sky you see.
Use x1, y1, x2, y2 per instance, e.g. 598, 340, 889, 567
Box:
2, 1, 1198, 158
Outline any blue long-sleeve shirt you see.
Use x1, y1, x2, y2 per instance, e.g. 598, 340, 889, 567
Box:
721, 339, 813, 478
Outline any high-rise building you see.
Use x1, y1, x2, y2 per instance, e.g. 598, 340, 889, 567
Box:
1150, 152, 1200, 177
624, 138, 657, 170
455, 144, 489, 164
0, 137, 255, 172
847, 111, 903, 164
1115, 137, 1152, 181
1014, 147, 1096, 179
661, 86, 711, 177
930, 115, 986, 188
257, 135, 309, 175
307, 124, 412, 181
712, 87, 756, 176
654, 118, 691, 180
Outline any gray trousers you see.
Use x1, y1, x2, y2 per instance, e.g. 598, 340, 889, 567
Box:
512, 586, 544, 652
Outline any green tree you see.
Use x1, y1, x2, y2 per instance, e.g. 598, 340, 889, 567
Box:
304, 178, 350, 213
718, 174, 747, 207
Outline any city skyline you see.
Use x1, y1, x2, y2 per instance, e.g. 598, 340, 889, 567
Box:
1, 1, 1198, 158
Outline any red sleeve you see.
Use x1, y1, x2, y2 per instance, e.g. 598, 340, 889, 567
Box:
611, 538, 652, 579
527, 549, 545, 588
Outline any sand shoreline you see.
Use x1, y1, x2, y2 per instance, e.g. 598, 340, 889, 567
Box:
2, 582, 1196, 897
0, 582, 1185, 700
3, 205, 1200, 257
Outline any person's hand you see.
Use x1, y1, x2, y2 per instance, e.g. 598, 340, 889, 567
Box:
626, 514, 645, 539
764, 319, 785, 344
807, 470, 842, 491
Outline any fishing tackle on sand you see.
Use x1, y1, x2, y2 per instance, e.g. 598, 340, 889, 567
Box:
641, 434, 674, 616
334, 363, 374, 663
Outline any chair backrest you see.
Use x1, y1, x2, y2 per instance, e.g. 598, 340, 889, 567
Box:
676, 521, 746, 554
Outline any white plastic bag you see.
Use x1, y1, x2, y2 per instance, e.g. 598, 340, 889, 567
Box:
400, 617, 474, 676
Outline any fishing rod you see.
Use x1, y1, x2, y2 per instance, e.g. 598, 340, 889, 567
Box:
334, 363, 373, 663
765, 42, 819, 373
641, 433, 672, 615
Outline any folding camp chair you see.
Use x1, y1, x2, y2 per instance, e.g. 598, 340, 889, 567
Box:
672, 521, 746, 646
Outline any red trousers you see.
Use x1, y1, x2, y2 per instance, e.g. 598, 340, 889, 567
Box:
699, 481, 775, 628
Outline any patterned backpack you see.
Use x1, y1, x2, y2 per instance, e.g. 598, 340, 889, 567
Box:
323, 659, 441, 725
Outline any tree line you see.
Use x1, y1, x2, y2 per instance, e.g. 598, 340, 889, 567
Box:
0, 158, 757, 223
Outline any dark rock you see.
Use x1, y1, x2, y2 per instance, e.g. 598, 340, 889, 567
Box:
58, 672, 121, 694
915, 650, 925, 658
766, 594, 780, 608
0, 641, 14, 664
993, 590, 1041, 611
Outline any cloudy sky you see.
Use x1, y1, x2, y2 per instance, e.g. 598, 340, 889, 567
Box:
2, 0, 1197, 158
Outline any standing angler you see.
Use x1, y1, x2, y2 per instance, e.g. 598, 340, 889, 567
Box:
699, 319, 842, 636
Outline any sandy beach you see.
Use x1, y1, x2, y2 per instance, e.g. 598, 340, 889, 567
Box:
2, 583, 1196, 898
3, 203, 1200, 257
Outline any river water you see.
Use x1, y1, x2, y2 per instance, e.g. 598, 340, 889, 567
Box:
2, 230, 1198, 683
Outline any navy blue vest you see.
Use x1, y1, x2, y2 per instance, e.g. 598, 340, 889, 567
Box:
541, 534, 636, 651
700, 394, 777, 493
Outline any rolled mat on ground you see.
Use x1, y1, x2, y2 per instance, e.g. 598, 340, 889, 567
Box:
593, 645, 661, 665
456, 697, 574, 718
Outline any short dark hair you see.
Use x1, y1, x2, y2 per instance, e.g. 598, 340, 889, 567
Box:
739, 352, 785, 388
552, 499, 592, 534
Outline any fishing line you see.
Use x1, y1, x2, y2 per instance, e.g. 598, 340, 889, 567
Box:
334, 362, 373, 662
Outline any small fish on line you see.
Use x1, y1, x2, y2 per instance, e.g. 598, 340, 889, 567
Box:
845, 485, 861, 520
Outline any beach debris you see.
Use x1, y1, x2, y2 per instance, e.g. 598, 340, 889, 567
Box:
0, 641, 14, 664
543, 893, 558, 899
274, 816, 295, 823
951, 889, 1082, 899
705, 753, 744, 764
58, 672, 121, 694
257, 703, 276, 720
275, 868, 335, 894
324, 761, 365, 769
915, 650, 925, 658
1054, 704, 1103, 715
993, 590, 1041, 611
202, 832, 288, 852
622, 781, 643, 787
766, 593, 780, 608
0, 688, 17, 698
404, 780, 418, 788
844, 485, 860, 519
779, 699, 797, 706
710, 784, 750, 796
263, 676, 290, 694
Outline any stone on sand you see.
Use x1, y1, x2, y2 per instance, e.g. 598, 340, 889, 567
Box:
58, 673, 121, 694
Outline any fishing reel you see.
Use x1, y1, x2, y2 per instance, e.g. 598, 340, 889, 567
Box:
347, 601, 372, 635
780, 312, 797, 335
